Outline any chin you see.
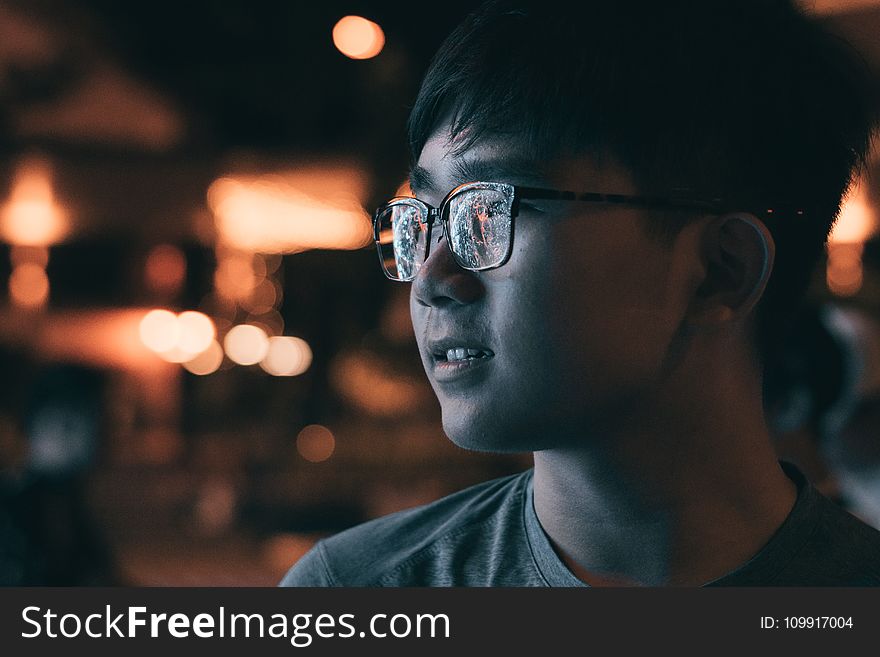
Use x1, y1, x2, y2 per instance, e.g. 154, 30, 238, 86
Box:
440, 412, 541, 454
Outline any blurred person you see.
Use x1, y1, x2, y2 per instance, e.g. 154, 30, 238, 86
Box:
1, 364, 117, 585
821, 302, 880, 529
832, 394, 880, 530
763, 303, 861, 508
282, 0, 880, 586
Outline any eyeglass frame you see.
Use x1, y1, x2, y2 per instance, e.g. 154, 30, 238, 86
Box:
372, 180, 805, 282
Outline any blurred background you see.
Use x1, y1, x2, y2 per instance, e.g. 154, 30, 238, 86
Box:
0, 0, 878, 586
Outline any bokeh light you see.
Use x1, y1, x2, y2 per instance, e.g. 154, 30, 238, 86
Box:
214, 251, 257, 301
296, 424, 335, 463
223, 324, 270, 365
155, 347, 191, 364
183, 340, 224, 376
826, 177, 876, 297
246, 309, 284, 337
242, 278, 280, 315
0, 158, 69, 246
329, 350, 430, 417
332, 16, 385, 60
177, 311, 216, 355
207, 168, 372, 253
260, 336, 312, 376
829, 178, 876, 244
139, 309, 180, 353
263, 253, 283, 274
9, 263, 50, 308
827, 242, 864, 297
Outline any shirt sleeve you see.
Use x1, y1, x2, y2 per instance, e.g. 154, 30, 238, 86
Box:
278, 541, 336, 587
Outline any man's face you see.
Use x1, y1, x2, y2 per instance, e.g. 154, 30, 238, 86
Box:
409, 126, 697, 452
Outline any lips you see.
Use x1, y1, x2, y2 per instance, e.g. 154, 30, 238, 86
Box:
426, 337, 495, 382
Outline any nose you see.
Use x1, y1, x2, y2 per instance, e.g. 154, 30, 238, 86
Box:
412, 229, 484, 308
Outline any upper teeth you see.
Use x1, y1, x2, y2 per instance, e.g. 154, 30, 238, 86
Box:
445, 347, 487, 362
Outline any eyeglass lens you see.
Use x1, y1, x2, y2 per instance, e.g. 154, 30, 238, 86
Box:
376, 185, 514, 281
446, 187, 512, 270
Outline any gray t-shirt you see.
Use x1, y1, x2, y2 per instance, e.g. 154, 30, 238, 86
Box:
279, 463, 880, 586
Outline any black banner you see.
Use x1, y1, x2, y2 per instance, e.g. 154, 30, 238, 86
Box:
1, 587, 876, 655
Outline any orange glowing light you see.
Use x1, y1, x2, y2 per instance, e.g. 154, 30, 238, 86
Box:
246, 309, 284, 337
0, 159, 69, 246
37, 309, 178, 372
332, 16, 385, 60
223, 324, 269, 365
214, 252, 258, 301
827, 265, 863, 297
827, 242, 864, 297
176, 310, 216, 355
155, 347, 191, 363
145, 244, 186, 294
139, 309, 180, 353
182, 340, 224, 375
9, 263, 49, 308
262, 534, 318, 573
829, 178, 876, 244
296, 424, 335, 462
260, 336, 312, 376
243, 278, 280, 315
263, 253, 283, 274
329, 350, 429, 417
252, 254, 269, 279
207, 167, 372, 253
10, 245, 49, 268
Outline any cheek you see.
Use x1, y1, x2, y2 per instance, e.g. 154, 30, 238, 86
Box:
542, 219, 679, 381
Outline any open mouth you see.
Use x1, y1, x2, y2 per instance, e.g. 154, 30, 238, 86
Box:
434, 347, 495, 363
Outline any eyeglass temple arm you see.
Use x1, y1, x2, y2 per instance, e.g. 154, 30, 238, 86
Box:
516, 186, 804, 217
516, 186, 728, 213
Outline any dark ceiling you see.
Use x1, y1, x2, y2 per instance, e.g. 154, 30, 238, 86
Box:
0, 1, 483, 158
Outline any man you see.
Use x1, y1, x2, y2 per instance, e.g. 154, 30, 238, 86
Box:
282, 0, 880, 586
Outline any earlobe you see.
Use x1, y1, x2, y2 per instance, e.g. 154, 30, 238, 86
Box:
689, 213, 774, 328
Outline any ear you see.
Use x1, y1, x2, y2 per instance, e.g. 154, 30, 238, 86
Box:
688, 213, 775, 328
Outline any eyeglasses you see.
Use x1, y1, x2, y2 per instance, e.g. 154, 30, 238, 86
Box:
372, 181, 801, 282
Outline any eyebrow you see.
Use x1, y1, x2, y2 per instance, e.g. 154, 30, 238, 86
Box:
409, 165, 436, 196
453, 156, 547, 185
408, 156, 547, 197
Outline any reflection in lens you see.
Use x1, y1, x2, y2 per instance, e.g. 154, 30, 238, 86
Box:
378, 202, 427, 280
393, 205, 423, 280
447, 186, 512, 269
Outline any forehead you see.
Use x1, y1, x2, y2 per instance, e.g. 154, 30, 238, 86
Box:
411, 129, 546, 196
411, 125, 637, 197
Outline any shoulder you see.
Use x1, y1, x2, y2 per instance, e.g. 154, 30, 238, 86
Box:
279, 469, 533, 587
784, 492, 880, 586
707, 463, 880, 587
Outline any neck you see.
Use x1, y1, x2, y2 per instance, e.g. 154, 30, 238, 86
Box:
532, 351, 797, 587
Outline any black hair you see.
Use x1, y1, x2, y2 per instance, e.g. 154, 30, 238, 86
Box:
407, 0, 878, 359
